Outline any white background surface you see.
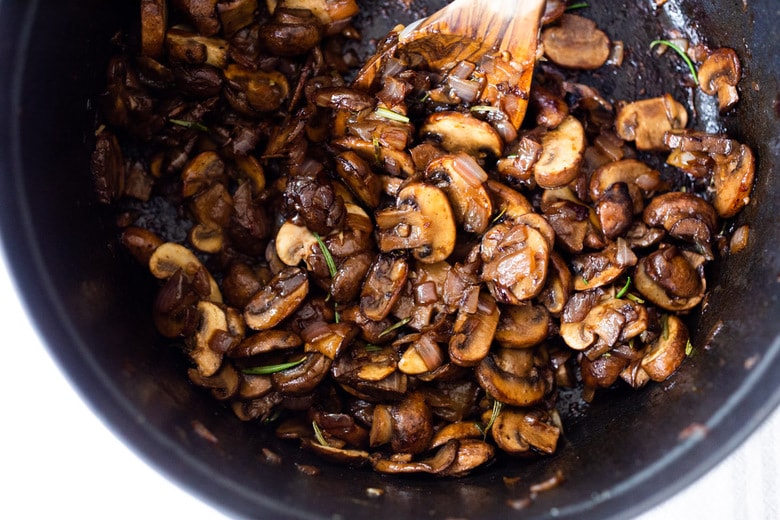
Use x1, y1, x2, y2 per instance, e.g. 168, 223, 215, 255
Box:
0, 249, 777, 519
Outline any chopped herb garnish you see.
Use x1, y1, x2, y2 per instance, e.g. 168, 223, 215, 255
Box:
582, 278, 590, 286
626, 293, 645, 304
616, 277, 632, 299
312, 232, 338, 279
685, 339, 694, 356
420, 92, 430, 103
334, 308, 341, 324
492, 207, 508, 224
378, 317, 412, 338
169, 118, 209, 132
476, 399, 504, 439
312, 420, 329, 446
243, 357, 306, 375
470, 105, 500, 114
364, 344, 383, 352
650, 40, 699, 85
566, 2, 589, 10
375, 107, 410, 124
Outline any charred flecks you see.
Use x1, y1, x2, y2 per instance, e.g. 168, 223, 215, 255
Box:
94, 1, 755, 477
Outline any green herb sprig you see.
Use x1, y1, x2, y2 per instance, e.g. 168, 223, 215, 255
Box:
312, 421, 330, 446
378, 317, 412, 338
616, 277, 632, 299
650, 40, 699, 85
375, 107, 411, 124
169, 118, 209, 132
243, 358, 306, 375
566, 2, 589, 10
476, 400, 504, 439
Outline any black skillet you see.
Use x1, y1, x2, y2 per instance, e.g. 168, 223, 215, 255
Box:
1, 0, 778, 518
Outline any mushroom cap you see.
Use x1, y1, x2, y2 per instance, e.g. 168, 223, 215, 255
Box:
148, 242, 222, 303
698, 47, 742, 112
243, 267, 309, 330
449, 292, 500, 367
425, 153, 493, 234
713, 143, 755, 218
533, 115, 586, 189
541, 14, 610, 70
615, 95, 688, 151
641, 314, 689, 381
634, 246, 706, 312
476, 347, 552, 407
420, 111, 503, 158
589, 158, 663, 214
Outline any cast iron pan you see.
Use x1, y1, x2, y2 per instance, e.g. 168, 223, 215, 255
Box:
1, 1, 779, 518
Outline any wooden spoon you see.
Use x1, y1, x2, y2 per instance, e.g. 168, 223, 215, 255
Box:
354, 0, 547, 129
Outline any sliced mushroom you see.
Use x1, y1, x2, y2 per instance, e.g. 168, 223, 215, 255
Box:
148, 242, 222, 302
187, 363, 239, 400
713, 143, 755, 218
121, 226, 164, 266
189, 300, 227, 377
334, 151, 382, 208
181, 151, 226, 198
369, 392, 433, 455
698, 48, 741, 112
258, 8, 322, 56
430, 421, 483, 449
663, 129, 737, 156
449, 292, 500, 367
533, 115, 586, 189
303, 440, 370, 467
541, 14, 610, 70
492, 407, 561, 456
538, 251, 572, 316
571, 239, 637, 290
216, 0, 257, 36
224, 64, 290, 113
643, 192, 717, 258
420, 111, 503, 158
275, 221, 318, 268
495, 304, 550, 349
615, 95, 688, 151
580, 352, 630, 401
485, 180, 534, 220
166, 27, 228, 67
439, 439, 495, 477
360, 254, 409, 321
272, 352, 331, 396
375, 182, 457, 264
229, 329, 302, 357
634, 245, 706, 312
141, 0, 168, 59
398, 333, 445, 375
371, 439, 459, 475
244, 267, 309, 330
425, 153, 493, 234
641, 314, 689, 381
559, 297, 648, 352
172, 0, 220, 36
480, 222, 551, 304
595, 182, 634, 240
476, 347, 552, 407
589, 159, 663, 215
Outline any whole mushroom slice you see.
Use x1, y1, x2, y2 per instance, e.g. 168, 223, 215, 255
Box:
419, 111, 503, 158
698, 47, 742, 113
303, 322, 359, 359
615, 94, 688, 151
663, 129, 738, 156
476, 347, 553, 407
188, 300, 227, 377
491, 407, 561, 456
224, 64, 290, 113
541, 14, 610, 70
449, 292, 500, 367
302, 439, 370, 468
360, 254, 409, 321
588, 159, 664, 215
370, 392, 433, 455
166, 27, 228, 67
713, 143, 755, 218
495, 304, 551, 349
634, 245, 706, 312
641, 314, 689, 381
172, 0, 221, 36
425, 153, 493, 234
559, 297, 648, 352
334, 151, 382, 209
244, 267, 309, 330
141, 0, 168, 59
371, 439, 459, 475
439, 439, 495, 477
376, 183, 457, 264
533, 115, 586, 189
480, 222, 551, 305
148, 242, 222, 303
275, 220, 319, 269
271, 352, 331, 396
485, 179, 534, 221
571, 239, 637, 291
187, 363, 239, 400
538, 251, 573, 316
643, 192, 718, 259
430, 421, 483, 448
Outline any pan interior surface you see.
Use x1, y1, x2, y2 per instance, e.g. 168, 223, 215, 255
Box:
0, 1, 778, 519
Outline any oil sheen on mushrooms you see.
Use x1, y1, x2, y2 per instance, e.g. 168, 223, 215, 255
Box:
92, 1, 755, 476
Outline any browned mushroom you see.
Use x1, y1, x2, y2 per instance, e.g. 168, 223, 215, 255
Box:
258, 8, 323, 57
495, 304, 551, 349
216, 0, 257, 36
698, 48, 742, 112
148, 242, 222, 303
272, 352, 331, 395
713, 143, 755, 218
369, 392, 433, 455
334, 151, 382, 208
244, 267, 309, 330
439, 439, 495, 477
571, 239, 637, 290
449, 292, 500, 367
188, 300, 227, 377
533, 115, 586, 189
141, 0, 168, 59
398, 332, 445, 375
491, 407, 561, 456
166, 27, 228, 67
172, 0, 221, 36
641, 314, 689, 381
541, 14, 610, 70
303, 322, 359, 359
375, 182, 457, 264
538, 251, 573, 316
188, 363, 239, 400
643, 192, 718, 259
615, 95, 688, 151
371, 439, 459, 475
224, 64, 290, 114
480, 222, 551, 304
476, 347, 553, 407
589, 159, 664, 215
559, 297, 648, 354
360, 254, 409, 321
420, 111, 503, 158
634, 245, 706, 312
425, 153, 494, 234
121, 226, 164, 266
229, 329, 302, 358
